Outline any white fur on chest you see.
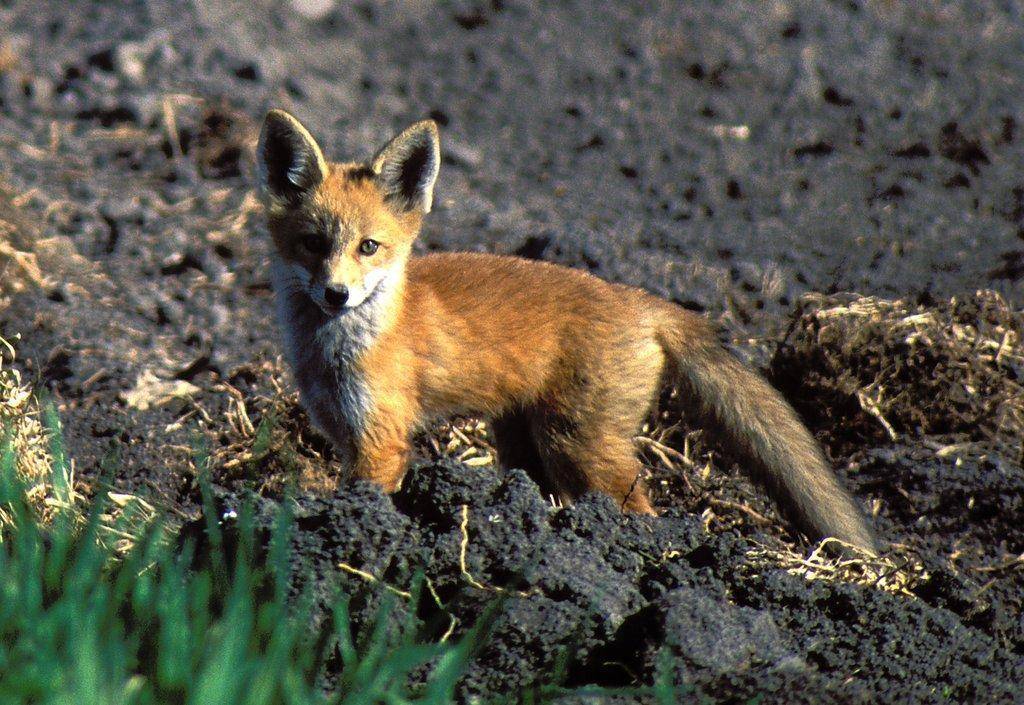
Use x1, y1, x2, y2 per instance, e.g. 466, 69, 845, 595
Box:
270, 260, 388, 448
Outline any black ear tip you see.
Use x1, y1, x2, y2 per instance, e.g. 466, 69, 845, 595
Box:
261, 110, 298, 140
256, 110, 326, 198
409, 119, 440, 144
259, 112, 285, 151
265, 108, 295, 122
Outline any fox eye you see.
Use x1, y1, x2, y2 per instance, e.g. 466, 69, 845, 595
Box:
299, 233, 329, 256
358, 239, 379, 256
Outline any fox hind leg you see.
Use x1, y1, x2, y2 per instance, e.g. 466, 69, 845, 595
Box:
529, 408, 655, 515
528, 340, 664, 514
491, 410, 564, 503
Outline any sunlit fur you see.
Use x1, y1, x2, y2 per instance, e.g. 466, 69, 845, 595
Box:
265, 164, 417, 459
257, 111, 877, 553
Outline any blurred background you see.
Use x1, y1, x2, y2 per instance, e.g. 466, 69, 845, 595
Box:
1, 1, 1021, 338
0, 0, 1022, 487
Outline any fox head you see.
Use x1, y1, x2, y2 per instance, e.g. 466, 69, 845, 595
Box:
256, 110, 440, 316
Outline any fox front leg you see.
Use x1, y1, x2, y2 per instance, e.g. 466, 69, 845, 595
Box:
351, 418, 413, 492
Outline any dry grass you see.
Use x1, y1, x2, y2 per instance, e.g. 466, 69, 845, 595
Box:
0, 334, 156, 549
636, 408, 711, 497
772, 290, 1024, 460
634, 402, 788, 541
424, 418, 495, 467
743, 538, 929, 598
0, 239, 46, 296
204, 358, 343, 494
0, 334, 54, 524
0, 41, 18, 75
0, 183, 45, 300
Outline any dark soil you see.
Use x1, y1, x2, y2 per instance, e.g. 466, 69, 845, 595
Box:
192, 448, 1024, 703
1, 1, 1022, 702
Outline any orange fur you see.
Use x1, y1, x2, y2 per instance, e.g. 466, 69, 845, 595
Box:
257, 110, 877, 551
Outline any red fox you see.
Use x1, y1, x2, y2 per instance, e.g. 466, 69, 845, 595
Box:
255, 110, 877, 552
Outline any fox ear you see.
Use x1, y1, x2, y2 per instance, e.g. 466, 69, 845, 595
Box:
370, 120, 440, 214
257, 110, 328, 204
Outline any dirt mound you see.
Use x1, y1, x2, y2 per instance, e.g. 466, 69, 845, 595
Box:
169, 287, 1024, 702
770, 291, 1023, 459
191, 456, 1023, 703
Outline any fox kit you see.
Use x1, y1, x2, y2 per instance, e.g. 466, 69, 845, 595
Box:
256, 110, 876, 552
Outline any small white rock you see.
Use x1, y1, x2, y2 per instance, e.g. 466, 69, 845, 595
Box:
291, 0, 335, 20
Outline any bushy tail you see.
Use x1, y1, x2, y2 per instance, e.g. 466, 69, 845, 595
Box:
658, 311, 877, 552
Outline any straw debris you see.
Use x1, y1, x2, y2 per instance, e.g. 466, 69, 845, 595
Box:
0, 335, 52, 522
744, 538, 929, 597
770, 290, 1023, 459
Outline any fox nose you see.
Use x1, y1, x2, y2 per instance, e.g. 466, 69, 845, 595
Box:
324, 284, 349, 308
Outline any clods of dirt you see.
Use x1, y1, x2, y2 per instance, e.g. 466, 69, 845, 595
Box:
191, 453, 1023, 703
166, 286, 1024, 702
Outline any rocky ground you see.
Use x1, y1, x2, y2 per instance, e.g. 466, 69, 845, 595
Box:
1, 1, 1022, 702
